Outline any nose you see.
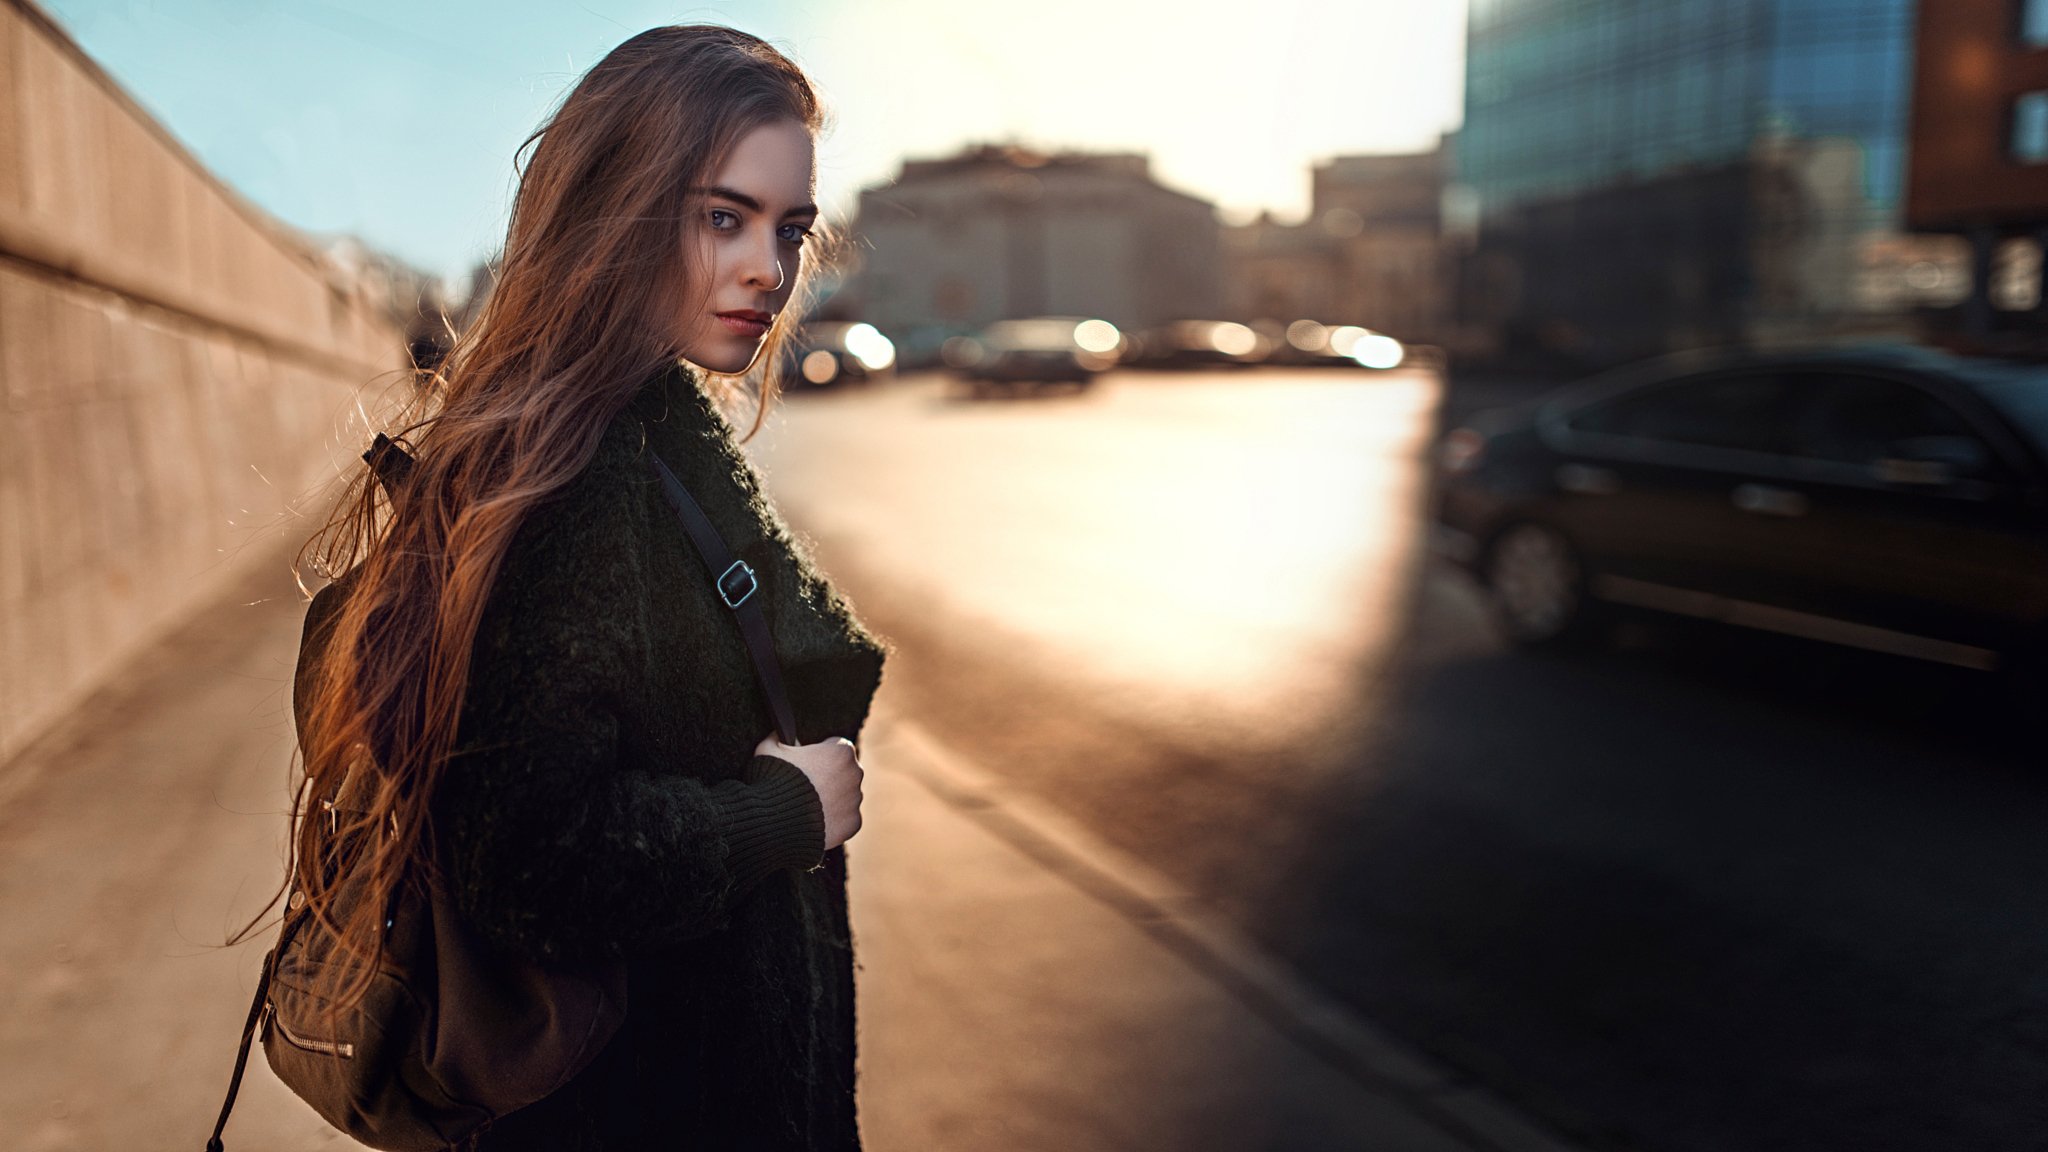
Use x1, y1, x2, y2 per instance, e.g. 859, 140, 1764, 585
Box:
739, 232, 784, 293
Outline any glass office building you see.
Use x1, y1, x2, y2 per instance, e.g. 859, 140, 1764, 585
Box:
1454, 0, 1929, 365
1460, 0, 1916, 222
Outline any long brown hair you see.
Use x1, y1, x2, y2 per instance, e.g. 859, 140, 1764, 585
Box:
239, 26, 829, 1009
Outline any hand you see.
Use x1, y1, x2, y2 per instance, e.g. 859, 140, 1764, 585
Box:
754, 733, 864, 851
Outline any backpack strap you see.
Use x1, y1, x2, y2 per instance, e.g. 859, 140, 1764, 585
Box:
645, 449, 801, 746
203, 946, 276, 1151
363, 433, 416, 494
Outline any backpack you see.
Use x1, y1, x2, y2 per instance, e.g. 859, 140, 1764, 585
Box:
202, 435, 627, 1151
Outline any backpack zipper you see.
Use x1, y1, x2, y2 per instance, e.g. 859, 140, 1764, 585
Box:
265, 1002, 356, 1059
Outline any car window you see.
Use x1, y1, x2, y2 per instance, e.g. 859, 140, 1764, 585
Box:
1964, 364, 2048, 457
1569, 372, 1799, 455
1793, 373, 1997, 474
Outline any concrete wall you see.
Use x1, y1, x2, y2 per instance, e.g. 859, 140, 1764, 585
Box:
0, 0, 402, 767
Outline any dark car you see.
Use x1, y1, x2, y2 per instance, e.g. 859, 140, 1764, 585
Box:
942, 316, 1122, 394
1258, 319, 1406, 369
1432, 345, 2048, 672
1123, 320, 1267, 369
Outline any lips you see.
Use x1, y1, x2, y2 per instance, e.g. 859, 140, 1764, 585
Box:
716, 310, 772, 338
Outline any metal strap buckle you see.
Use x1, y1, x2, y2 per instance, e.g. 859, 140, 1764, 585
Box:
717, 560, 758, 609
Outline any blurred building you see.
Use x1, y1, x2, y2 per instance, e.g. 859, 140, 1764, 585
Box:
1906, 0, 2048, 353
1317, 148, 1455, 343
1223, 141, 1455, 345
849, 145, 1222, 365
1222, 212, 1344, 330
1457, 0, 1964, 368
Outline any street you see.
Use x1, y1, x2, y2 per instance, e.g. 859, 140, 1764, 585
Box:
8, 364, 2046, 1151
757, 367, 2048, 1152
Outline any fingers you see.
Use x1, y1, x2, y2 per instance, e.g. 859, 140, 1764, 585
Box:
757, 733, 857, 752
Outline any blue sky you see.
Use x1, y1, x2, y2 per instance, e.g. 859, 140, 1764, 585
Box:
44, 0, 1467, 284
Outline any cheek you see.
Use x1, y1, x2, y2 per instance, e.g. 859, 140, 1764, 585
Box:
703, 238, 734, 294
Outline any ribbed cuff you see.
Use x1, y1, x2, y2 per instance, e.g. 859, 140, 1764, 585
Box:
708, 755, 826, 893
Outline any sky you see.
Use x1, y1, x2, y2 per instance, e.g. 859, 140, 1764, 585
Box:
43, 0, 1468, 285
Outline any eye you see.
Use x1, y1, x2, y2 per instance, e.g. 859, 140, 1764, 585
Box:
708, 208, 740, 231
778, 223, 813, 246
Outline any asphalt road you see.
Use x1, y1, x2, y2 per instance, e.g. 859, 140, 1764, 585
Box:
753, 367, 2048, 1152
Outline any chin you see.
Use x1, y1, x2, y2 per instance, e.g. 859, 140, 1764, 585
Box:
682, 344, 762, 377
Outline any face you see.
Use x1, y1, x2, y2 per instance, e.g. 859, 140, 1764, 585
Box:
674, 118, 818, 375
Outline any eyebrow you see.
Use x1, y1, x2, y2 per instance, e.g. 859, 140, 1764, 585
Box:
698, 185, 818, 219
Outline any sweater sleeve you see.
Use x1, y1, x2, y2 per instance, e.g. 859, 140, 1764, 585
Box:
435, 445, 824, 968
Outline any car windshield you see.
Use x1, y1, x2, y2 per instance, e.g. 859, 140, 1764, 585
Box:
1957, 360, 2048, 452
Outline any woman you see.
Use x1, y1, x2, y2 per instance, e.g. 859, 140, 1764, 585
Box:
283, 26, 884, 1151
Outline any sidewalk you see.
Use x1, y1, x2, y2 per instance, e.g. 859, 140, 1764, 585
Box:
0, 550, 1580, 1151
851, 713, 1580, 1152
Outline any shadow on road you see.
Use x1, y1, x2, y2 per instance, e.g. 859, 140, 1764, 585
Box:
1256, 565, 2048, 1152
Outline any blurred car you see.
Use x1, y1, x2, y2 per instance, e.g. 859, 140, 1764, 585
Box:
942, 316, 1122, 393
1262, 319, 1405, 369
784, 321, 896, 388
1124, 320, 1267, 369
1432, 345, 2048, 672
884, 323, 968, 371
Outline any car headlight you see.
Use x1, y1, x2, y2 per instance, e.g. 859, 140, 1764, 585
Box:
1352, 333, 1403, 369
801, 349, 840, 385
844, 322, 896, 371
1073, 319, 1121, 354
1209, 322, 1258, 357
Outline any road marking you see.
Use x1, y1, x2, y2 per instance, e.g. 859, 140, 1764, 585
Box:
869, 711, 1588, 1152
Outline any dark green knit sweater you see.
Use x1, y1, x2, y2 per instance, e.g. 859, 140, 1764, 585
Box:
315, 363, 887, 1150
